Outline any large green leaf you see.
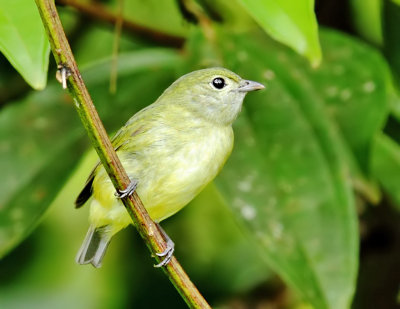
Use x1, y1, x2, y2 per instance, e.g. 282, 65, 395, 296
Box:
179, 27, 390, 308
216, 35, 357, 309
223, 30, 390, 308
217, 29, 390, 308
237, 0, 321, 66
0, 0, 50, 89
0, 49, 181, 257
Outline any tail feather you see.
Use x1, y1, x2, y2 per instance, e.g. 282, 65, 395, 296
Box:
76, 225, 111, 268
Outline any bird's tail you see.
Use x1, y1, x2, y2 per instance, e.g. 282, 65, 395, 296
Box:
75, 225, 111, 268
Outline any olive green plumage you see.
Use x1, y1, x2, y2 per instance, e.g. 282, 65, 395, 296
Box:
75, 67, 264, 267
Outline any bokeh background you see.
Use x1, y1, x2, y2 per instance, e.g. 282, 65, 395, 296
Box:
1, 0, 400, 308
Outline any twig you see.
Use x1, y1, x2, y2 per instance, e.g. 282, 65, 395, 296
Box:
34, 1, 210, 308
55, 0, 185, 48
109, 0, 123, 93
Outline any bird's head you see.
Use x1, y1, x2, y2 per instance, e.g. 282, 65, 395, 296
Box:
159, 67, 265, 126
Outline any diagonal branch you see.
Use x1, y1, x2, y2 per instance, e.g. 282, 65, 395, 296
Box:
34, 1, 210, 308
55, 0, 185, 48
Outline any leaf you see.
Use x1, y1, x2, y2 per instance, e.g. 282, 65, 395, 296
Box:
0, 87, 83, 257
180, 24, 391, 307
0, 0, 50, 89
0, 49, 181, 257
214, 31, 361, 308
372, 134, 400, 209
308, 30, 391, 171
210, 27, 391, 308
349, 0, 383, 45
237, 0, 321, 66
177, 28, 387, 309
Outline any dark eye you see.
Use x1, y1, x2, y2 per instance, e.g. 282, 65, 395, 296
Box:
212, 77, 226, 89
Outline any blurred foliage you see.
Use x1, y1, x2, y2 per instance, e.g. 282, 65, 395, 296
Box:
0, 48, 181, 258
349, 0, 382, 45
237, 0, 322, 66
383, 0, 400, 86
0, 0, 49, 89
1, 0, 400, 308
372, 134, 400, 208
119, 0, 191, 37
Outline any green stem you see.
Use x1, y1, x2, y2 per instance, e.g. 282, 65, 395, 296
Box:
35, 1, 210, 308
109, 0, 123, 93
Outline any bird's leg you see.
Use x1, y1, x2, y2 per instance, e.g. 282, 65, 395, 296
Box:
115, 179, 138, 198
154, 223, 175, 268
115, 180, 174, 267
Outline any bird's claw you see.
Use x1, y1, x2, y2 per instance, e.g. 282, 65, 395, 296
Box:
153, 224, 175, 268
154, 243, 174, 268
115, 180, 138, 199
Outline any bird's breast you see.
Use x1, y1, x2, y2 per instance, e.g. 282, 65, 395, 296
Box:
170, 126, 233, 183
136, 125, 234, 221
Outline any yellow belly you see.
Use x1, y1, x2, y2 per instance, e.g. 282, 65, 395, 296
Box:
89, 125, 233, 235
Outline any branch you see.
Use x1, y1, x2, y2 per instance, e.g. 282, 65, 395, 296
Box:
35, 1, 210, 308
55, 0, 185, 48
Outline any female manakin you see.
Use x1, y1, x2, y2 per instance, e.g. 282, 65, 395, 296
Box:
75, 67, 264, 268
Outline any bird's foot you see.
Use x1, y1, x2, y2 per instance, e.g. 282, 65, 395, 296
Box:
154, 223, 175, 268
115, 180, 138, 198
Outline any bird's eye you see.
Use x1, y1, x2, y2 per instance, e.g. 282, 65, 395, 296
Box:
211, 77, 226, 90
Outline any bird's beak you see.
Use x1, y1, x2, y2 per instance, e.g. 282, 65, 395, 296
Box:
237, 80, 265, 92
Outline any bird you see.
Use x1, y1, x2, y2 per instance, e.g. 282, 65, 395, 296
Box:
75, 67, 264, 268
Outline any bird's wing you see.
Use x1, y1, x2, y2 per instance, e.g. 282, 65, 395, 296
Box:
74, 111, 151, 208
75, 163, 98, 208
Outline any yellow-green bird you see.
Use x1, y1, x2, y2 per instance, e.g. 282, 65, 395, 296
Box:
75, 67, 264, 268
